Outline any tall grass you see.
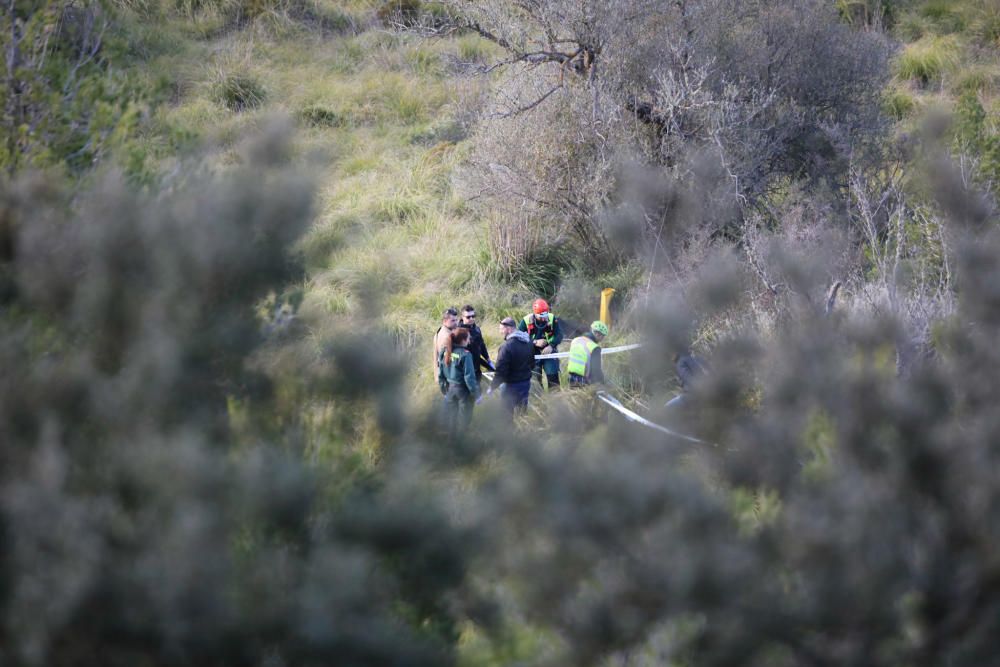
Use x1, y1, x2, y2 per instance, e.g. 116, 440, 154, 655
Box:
894, 35, 961, 84
970, 0, 1000, 46
884, 87, 917, 119
104, 0, 534, 399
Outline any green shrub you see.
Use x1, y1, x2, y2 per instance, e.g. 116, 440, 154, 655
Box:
952, 68, 996, 96
381, 83, 428, 124
456, 34, 488, 62
502, 242, 574, 299
971, 3, 1000, 46
216, 72, 266, 111
896, 12, 931, 40
375, 192, 427, 223
405, 46, 441, 76
297, 105, 344, 128
955, 90, 986, 145
884, 88, 917, 120
894, 35, 960, 84
590, 261, 644, 305
517, 254, 567, 299
919, 0, 967, 32
299, 222, 346, 270
952, 90, 1000, 186
299, 3, 355, 32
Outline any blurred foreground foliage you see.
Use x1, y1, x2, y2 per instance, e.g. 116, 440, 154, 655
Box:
3, 1, 1000, 666
3, 125, 1000, 667
0, 127, 472, 666
0, 0, 157, 175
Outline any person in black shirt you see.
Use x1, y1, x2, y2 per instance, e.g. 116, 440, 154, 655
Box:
491, 317, 534, 414
457, 304, 493, 382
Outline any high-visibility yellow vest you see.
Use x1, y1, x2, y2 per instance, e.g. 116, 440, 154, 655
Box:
567, 336, 599, 377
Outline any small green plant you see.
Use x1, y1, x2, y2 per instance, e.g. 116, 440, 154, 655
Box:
297, 105, 343, 128
216, 72, 266, 111
883, 88, 916, 120
375, 192, 427, 223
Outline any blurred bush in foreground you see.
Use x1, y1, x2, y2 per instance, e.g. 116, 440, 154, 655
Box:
4, 123, 1000, 667
0, 126, 471, 666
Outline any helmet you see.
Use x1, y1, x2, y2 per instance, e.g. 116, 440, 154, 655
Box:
591, 320, 609, 336
532, 298, 550, 315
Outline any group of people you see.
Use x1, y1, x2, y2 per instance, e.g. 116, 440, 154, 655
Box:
433, 299, 611, 435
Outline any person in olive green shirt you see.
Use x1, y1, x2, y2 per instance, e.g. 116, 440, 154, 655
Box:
437, 327, 481, 438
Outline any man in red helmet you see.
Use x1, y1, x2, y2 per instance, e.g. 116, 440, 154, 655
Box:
518, 298, 564, 390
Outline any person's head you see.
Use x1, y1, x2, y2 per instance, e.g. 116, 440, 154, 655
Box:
532, 298, 550, 324
500, 316, 517, 337
442, 307, 458, 330
451, 327, 470, 348
461, 304, 477, 327
591, 320, 609, 342
443, 319, 467, 365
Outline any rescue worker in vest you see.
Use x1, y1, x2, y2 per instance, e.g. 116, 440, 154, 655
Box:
568, 321, 608, 387
490, 316, 534, 414
434, 307, 459, 395
518, 298, 563, 390
437, 327, 480, 437
457, 304, 493, 383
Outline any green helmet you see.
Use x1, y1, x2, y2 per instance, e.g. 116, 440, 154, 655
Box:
591, 320, 609, 336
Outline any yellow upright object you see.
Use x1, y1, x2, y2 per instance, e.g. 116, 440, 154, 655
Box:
600, 288, 615, 328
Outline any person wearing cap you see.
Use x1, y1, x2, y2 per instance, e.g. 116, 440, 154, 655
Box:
491, 316, 534, 413
567, 321, 608, 387
518, 298, 563, 390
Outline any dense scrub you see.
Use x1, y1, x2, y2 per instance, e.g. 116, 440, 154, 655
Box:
3, 1, 1000, 666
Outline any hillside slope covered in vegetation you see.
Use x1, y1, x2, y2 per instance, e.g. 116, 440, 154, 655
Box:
4, 1, 1000, 666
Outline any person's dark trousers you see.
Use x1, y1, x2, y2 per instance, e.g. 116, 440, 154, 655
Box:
444, 384, 474, 437
503, 379, 531, 414
568, 374, 588, 388
533, 363, 561, 390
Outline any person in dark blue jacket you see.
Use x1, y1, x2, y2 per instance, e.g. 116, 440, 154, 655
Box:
491, 317, 534, 414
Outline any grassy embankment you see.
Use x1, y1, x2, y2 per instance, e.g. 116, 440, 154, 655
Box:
122, 2, 547, 411
116, 0, 1000, 416
885, 0, 1000, 178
